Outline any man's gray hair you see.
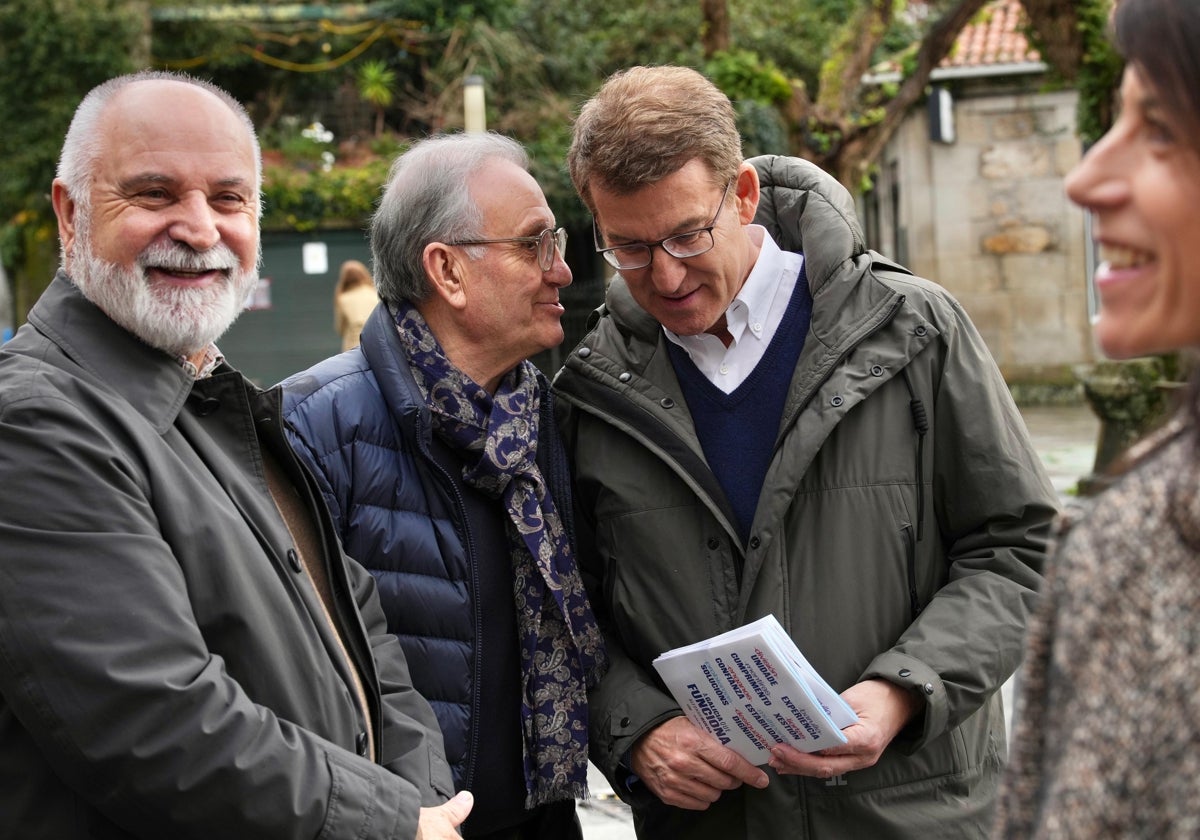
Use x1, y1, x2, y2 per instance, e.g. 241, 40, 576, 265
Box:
56, 70, 262, 214
370, 132, 528, 304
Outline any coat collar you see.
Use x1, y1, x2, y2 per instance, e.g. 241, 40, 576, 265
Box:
749, 154, 866, 298
361, 298, 555, 422
359, 299, 429, 432
27, 271, 196, 435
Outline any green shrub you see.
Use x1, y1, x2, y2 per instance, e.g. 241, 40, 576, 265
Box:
705, 49, 793, 105
262, 158, 394, 232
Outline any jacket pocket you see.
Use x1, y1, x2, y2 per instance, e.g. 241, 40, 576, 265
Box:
901, 522, 922, 623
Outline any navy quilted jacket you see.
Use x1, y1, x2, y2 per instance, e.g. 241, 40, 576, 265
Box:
278, 301, 576, 789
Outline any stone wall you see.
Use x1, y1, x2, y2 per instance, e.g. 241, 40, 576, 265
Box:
869, 85, 1097, 384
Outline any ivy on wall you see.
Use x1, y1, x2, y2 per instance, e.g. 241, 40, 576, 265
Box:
1075, 0, 1122, 145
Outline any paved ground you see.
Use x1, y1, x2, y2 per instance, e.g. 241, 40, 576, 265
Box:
576, 403, 1100, 839
1018, 404, 1100, 497
577, 763, 634, 840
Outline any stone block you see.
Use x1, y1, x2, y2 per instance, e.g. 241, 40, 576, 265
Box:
1032, 91, 1080, 136
1013, 178, 1070, 218
980, 143, 1050, 179
931, 183, 987, 258
953, 111, 990, 146
991, 112, 1036, 141
1000, 252, 1071, 293
1010, 293, 1085, 367
1054, 136, 1084, 177
934, 255, 1003, 296
957, 293, 1012, 365
982, 225, 1053, 255
934, 141, 987, 185
935, 213, 978, 261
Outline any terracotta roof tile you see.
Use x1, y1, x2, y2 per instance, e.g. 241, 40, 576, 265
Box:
942, 0, 1041, 67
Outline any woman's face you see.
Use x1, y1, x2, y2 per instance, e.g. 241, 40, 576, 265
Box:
1066, 64, 1200, 358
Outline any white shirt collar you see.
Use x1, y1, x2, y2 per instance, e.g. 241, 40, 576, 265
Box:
724, 225, 785, 346
179, 344, 225, 380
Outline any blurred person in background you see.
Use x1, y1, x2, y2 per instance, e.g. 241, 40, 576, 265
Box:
996, 0, 1200, 836
334, 257, 378, 351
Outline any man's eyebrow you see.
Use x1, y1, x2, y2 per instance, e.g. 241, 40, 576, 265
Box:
214, 176, 253, 190
605, 213, 710, 245
116, 173, 253, 193
515, 216, 555, 237
117, 173, 175, 191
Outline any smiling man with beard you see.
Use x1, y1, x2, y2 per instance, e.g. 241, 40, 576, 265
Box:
0, 71, 471, 839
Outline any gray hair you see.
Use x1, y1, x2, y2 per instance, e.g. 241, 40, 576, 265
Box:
370, 132, 528, 304
57, 70, 262, 215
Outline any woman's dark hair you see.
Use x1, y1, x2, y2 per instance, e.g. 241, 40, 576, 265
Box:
1113, 0, 1200, 157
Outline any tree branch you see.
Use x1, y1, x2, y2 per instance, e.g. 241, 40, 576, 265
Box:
815, 0, 894, 125
834, 0, 992, 185
700, 0, 730, 59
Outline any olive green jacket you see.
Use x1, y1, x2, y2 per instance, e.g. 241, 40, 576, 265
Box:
553, 156, 1057, 839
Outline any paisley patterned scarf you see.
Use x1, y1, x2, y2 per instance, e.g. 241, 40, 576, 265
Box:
393, 301, 607, 806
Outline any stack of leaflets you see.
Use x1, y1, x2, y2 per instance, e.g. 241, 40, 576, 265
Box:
651, 614, 859, 764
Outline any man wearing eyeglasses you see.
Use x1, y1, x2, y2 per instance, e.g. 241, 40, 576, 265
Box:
279, 132, 607, 840
553, 66, 1058, 839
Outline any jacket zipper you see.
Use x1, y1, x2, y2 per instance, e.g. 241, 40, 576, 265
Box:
418, 416, 485, 792
557, 375, 743, 544
277, 411, 383, 757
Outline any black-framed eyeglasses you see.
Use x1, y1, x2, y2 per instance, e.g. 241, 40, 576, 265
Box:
447, 227, 567, 272
593, 180, 733, 271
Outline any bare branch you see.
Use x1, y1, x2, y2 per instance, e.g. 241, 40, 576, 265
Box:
833, 0, 992, 183
815, 0, 894, 125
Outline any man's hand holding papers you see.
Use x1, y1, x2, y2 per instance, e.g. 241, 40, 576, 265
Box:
651, 615, 859, 765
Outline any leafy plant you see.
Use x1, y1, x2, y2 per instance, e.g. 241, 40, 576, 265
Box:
269, 120, 336, 170
704, 49, 792, 105
356, 59, 396, 136
0, 0, 141, 322
262, 157, 396, 232
1075, 0, 1121, 144
735, 100, 789, 158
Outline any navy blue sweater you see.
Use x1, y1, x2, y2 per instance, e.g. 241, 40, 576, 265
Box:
668, 267, 812, 543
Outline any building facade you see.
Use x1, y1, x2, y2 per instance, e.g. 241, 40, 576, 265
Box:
864, 0, 1097, 386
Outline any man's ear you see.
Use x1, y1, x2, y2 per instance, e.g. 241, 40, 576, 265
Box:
733, 162, 761, 225
422, 242, 469, 311
51, 180, 78, 262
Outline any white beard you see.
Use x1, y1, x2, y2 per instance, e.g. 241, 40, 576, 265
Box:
70, 215, 259, 359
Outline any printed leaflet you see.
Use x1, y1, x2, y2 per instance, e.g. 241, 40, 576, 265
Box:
651, 614, 859, 765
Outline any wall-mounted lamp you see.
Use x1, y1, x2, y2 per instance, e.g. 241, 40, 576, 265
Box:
464, 75, 486, 134
928, 85, 955, 144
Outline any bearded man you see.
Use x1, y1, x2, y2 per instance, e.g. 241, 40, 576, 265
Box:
0, 70, 470, 839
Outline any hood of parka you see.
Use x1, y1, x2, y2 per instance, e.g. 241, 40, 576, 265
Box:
749, 153, 867, 296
